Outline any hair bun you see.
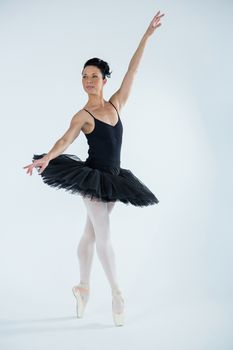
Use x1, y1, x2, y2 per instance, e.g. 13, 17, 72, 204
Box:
83, 57, 112, 79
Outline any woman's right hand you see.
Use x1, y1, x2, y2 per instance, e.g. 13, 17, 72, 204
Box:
23, 155, 50, 176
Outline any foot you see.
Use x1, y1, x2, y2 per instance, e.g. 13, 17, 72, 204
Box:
73, 285, 90, 302
72, 283, 90, 318
112, 288, 125, 326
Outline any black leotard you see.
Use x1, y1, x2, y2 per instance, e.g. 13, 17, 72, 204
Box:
32, 101, 159, 205
83, 101, 123, 169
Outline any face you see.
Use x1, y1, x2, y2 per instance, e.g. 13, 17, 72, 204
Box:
82, 65, 107, 94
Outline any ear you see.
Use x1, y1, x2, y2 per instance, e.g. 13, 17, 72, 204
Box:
103, 78, 107, 85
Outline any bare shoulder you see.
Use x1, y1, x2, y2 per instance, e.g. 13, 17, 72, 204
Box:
71, 108, 87, 122
108, 93, 123, 114
71, 108, 93, 134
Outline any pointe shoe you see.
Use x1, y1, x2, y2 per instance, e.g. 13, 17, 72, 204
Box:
72, 284, 89, 318
112, 289, 125, 326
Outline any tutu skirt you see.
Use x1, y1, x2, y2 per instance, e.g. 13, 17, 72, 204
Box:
32, 153, 159, 207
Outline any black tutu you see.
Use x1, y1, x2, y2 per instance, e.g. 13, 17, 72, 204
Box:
32, 153, 159, 207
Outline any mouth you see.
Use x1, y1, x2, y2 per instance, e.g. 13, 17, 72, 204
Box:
86, 86, 94, 89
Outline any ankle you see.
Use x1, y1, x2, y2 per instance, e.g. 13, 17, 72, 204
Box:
111, 288, 123, 297
77, 282, 89, 290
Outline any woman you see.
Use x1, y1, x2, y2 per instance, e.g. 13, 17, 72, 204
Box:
23, 11, 164, 326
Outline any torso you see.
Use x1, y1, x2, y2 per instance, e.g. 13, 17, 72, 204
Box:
81, 99, 120, 135
81, 98, 123, 168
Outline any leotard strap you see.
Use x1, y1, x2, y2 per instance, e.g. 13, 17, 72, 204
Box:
83, 108, 95, 118
108, 100, 120, 118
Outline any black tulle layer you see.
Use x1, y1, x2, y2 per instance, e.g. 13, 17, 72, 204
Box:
32, 153, 159, 207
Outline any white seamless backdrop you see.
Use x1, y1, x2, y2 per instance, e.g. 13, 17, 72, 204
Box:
0, 0, 232, 349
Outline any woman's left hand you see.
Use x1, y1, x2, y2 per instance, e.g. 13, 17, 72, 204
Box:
144, 11, 165, 37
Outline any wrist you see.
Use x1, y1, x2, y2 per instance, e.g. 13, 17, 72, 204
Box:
44, 154, 52, 162
142, 33, 149, 41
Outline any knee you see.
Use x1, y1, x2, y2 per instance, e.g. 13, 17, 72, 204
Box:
84, 225, 96, 242
78, 231, 95, 251
77, 234, 95, 257
95, 232, 111, 250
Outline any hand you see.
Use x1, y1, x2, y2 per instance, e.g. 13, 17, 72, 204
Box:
23, 156, 50, 176
144, 10, 165, 37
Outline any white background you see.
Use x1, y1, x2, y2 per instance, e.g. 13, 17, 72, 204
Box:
0, 0, 232, 349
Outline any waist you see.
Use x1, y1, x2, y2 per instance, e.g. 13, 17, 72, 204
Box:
85, 157, 120, 175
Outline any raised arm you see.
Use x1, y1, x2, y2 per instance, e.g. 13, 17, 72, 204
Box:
109, 11, 165, 111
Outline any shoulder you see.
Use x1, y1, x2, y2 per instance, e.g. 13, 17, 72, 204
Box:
71, 109, 91, 124
108, 95, 122, 114
70, 109, 94, 134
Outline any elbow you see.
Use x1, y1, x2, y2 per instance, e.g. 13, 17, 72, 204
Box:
59, 138, 71, 147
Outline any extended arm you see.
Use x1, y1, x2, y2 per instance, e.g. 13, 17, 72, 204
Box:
23, 111, 86, 175
110, 11, 165, 110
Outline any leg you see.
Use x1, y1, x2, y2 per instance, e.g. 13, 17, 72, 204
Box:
82, 197, 119, 291
73, 212, 95, 305
82, 197, 124, 315
107, 201, 115, 215
77, 213, 95, 287
74, 200, 116, 295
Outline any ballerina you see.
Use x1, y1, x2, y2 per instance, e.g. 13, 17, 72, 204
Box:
23, 10, 164, 326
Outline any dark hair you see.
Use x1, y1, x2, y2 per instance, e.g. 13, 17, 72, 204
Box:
82, 57, 112, 79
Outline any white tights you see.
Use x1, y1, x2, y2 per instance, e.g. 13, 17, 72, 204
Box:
77, 196, 120, 293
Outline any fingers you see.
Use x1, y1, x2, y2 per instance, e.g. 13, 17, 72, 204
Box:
23, 160, 41, 176
152, 11, 165, 22
29, 166, 33, 176
151, 11, 164, 28
153, 20, 162, 28
154, 10, 165, 18
28, 164, 35, 176
153, 10, 161, 18
22, 164, 32, 175
38, 165, 45, 174
37, 159, 48, 174
23, 156, 49, 176
153, 14, 164, 23
23, 164, 32, 169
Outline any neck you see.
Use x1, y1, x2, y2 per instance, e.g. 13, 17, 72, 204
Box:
85, 93, 107, 109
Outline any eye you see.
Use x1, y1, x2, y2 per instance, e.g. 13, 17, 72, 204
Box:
82, 75, 98, 78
